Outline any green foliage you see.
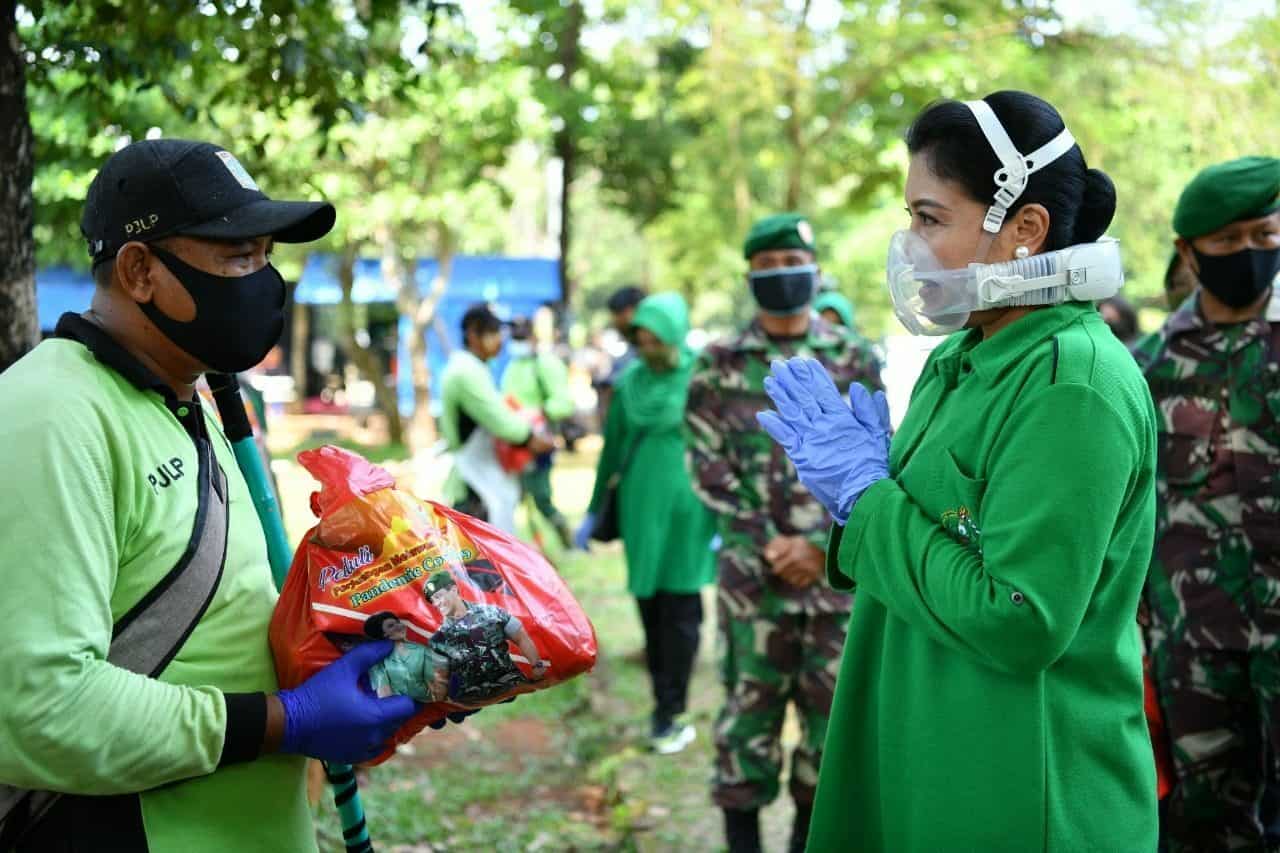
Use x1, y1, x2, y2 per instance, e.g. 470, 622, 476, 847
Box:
17, 0, 1280, 338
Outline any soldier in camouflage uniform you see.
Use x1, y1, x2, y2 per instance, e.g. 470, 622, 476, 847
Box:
423, 570, 550, 704
684, 213, 883, 853
1134, 156, 1280, 852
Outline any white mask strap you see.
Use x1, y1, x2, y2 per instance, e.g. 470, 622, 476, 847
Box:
964, 100, 1076, 234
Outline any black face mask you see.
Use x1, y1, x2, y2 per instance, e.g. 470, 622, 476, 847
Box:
141, 246, 286, 373
748, 264, 818, 316
1192, 246, 1280, 309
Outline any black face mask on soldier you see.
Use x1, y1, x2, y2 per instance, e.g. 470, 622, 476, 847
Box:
748, 264, 818, 317
1192, 246, 1280, 309
141, 245, 286, 373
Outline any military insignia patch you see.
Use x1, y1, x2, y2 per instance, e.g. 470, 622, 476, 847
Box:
940, 505, 983, 553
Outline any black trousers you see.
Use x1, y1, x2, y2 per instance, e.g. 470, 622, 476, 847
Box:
635, 591, 703, 732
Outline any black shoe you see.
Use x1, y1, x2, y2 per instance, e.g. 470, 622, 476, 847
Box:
724, 807, 762, 853
789, 801, 813, 853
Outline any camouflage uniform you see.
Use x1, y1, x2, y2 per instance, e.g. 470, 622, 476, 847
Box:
430, 603, 528, 704
1133, 290, 1280, 851
684, 317, 883, 810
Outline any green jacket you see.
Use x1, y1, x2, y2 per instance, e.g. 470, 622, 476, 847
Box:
589, 294, 716, 597
810, 303, 1158, 852
0, 321, 312, 852
440, 349, 532, 504
501, 351, 574, 422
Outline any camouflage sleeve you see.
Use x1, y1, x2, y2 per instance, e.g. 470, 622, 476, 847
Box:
683, 354, 771, 530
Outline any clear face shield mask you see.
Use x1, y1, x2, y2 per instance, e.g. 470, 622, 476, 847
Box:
888, 99, 1126, 336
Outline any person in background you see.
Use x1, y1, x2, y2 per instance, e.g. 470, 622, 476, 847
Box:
577, 293, 717, 755
594, 285, 648, 421
685, 213, 883, 853
1099, 294, 1139, 344
441, 304, 555, 534
1164, 250, 1199, 312
502, 316, 575, 547
813, 290, 856, 329
1133, 155, 1280, 852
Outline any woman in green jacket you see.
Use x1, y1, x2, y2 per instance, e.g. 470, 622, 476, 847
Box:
577, 293, 717, 754
758, 91, 1158, 851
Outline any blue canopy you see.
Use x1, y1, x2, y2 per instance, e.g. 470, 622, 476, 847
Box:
293, 254, 560, 307
35, 267, 96, 332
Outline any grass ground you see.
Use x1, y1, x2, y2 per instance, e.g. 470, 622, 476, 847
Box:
271, 427, 799, 852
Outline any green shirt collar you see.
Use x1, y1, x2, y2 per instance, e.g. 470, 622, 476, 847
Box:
934, 302, 1097, 384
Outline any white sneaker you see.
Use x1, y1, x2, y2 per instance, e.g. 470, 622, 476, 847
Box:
651, 722, 696, 755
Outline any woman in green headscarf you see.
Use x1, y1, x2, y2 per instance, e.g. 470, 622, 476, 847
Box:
813, 290, 856, 328
577, 292, 717, 754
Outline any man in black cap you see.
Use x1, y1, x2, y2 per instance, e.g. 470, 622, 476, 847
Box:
0, 139, 416, 852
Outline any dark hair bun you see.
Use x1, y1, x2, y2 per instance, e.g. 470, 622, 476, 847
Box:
1073, 168, 1117, 244
906, 91, 1114, 251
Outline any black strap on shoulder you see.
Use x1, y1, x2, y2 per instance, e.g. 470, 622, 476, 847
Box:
0, 437, 230, 849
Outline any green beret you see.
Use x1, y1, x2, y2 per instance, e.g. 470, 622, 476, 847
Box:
1173, 156, 1280, 239
743, 213, 817, 260
423, 570, 456, 597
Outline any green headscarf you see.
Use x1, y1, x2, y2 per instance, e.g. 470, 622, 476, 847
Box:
620, 293, 695, 429
813, 290, 855, 327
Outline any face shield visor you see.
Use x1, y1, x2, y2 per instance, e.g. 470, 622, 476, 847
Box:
888, 229, 1126, 335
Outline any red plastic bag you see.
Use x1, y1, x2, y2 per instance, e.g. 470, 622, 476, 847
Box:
1143, 654, 1175, 800
269, 445, 597, 764
493, 396, 544, 473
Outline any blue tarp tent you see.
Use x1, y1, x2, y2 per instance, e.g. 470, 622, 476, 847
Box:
294, 254, 562, 413
35, 267, 96, 332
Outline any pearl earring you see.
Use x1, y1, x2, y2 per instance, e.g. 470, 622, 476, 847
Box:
1015, 246, 1030, 259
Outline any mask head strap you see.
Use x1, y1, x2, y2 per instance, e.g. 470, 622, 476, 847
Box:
964, 100, 1077, 235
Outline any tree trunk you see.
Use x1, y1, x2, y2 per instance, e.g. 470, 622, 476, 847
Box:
392, 226, 451, 454
336, 244, 404, 446
0, 2, 37, 372
783, 0, 812, 211
553, 0, 583, 305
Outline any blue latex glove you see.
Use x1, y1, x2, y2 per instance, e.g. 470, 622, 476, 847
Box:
573, 513, 596, 550
278, 640, 418, 764
756, 357, 890, 525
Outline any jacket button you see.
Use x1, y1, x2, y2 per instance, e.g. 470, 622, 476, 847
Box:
1010, 591, 1025, 606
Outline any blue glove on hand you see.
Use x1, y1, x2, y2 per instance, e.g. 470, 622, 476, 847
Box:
573, 513, 596, 550
278, 640, 418, 764
757, 357, 890, 525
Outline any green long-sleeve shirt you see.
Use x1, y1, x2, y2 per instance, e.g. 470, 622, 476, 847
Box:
809, 303, 1158, 852
0, 319, 312, 852
440, 349, 533, 504
501, 352, 575, 422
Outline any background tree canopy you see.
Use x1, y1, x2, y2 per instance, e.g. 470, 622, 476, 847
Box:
5, 0, 1278, 358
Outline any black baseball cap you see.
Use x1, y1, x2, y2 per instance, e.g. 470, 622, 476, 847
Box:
81, 138, 336, 267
